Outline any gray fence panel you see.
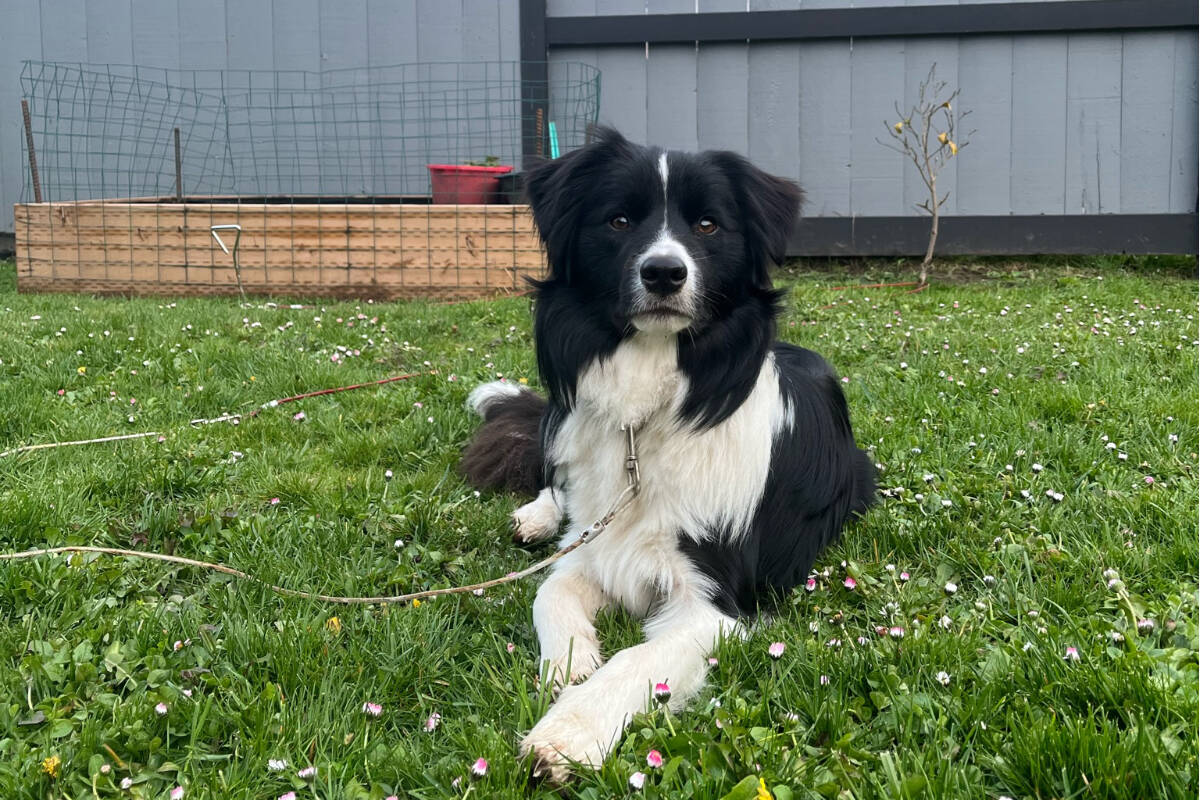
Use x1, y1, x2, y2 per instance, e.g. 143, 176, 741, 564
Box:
86, 0, 133, 64
132, 0, 180, 70
40, 0, 87, 62
1065, 33, 1123, 214
179, 0, 228, 71
1169, 31, 1199, 212
1120, 32, 1177, 213
697, 42, 749, 155
368, 0, 419, 66
747, 0, 800, 185
1009, 36, 1068, 213
417, 0, 464, 63
798, 41, 851, 216
956, 35, 1011, 214
849, 38, 907, 216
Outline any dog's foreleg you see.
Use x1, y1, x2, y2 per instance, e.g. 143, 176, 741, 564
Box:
532, 560, 608, 689
512, 486, 563, 544
521, 596, 733, 783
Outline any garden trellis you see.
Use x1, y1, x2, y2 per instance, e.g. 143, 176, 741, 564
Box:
15, 60, 601, 299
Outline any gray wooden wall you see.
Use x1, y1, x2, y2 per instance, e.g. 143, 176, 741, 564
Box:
0, 0, 521, 231
549, 1, 1198, 220
3, 0, 1196, 234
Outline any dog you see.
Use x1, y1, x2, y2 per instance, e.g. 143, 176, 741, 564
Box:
460, 127, 876, 782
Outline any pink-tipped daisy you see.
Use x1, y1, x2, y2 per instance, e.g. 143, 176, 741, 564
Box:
279, 793, 296, 800
819, 675, 830, 685
805, 577, 817, 592
170, 788, 184, 800
646, 750, 664, 769
471, 758, 488, 778
629, 771, 647, 790
653, 682, 672, 704
155, 702, 169, 716
1064, 646, 1080, 661
424, 712, 441, 732
362, 702, 382, 717
843, 576, 857, 590
888, 626, 905, 639
297, 766, 317, 780
768, 641, 786, 659
899, 571, 910, 582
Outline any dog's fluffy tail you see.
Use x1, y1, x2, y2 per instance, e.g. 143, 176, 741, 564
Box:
459, 381, 546, 497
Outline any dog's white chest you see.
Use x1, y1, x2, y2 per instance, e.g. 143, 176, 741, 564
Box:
549, 337, 788, 612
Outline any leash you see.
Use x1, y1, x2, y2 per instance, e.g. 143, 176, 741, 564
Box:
0, 373, 424, 459
0, 425, 642, 605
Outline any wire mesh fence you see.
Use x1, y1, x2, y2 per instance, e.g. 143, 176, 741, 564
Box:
16, 60, 600, 299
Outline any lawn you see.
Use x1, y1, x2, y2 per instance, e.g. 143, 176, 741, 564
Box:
0, 258, 1196, 800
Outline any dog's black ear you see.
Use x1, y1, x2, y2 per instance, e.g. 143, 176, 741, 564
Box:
715, 153, 803, 286
525, 127, 632, 283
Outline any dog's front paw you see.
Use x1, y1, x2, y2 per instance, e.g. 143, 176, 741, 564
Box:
511, 498, 561, 544
519, 700, 609, 785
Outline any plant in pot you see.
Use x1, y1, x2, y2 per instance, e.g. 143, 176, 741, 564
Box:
427, 155, 514, 204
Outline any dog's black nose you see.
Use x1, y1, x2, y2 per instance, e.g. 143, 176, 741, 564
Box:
640, 257, 687, 296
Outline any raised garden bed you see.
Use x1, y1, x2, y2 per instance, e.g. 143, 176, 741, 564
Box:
14, 197, 545, 300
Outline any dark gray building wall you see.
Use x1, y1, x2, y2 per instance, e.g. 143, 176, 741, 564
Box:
548, 0, 1198, 222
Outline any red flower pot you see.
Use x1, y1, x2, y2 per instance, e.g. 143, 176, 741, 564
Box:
427, 164, 514, 204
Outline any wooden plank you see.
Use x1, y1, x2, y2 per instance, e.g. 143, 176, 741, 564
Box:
592, 0, 648, 142
647, 44, 699, 152
15, 200, 546, 298
228, 0, 275, 69
849, 38, 907, 215
131, 0, 180, 69
1168, 30, 1198, 213
178, 0, 226, 70
320, 0, 369, 71
646, 0, 699, 152
798, 41, 851, 216
38, 0, 86, 61
1119, 32, 1176, 213
1065, 33, 1122, 214
86, 0, 133, 63
368, 0, 418, 65
417, 0, 463, 63
902, 37, 958, 215
747, 0, 801, 181
499, 0, 522, 62
955, 35, 1012, 214
696, 0, 748, 153
1010, 36, 1067, 214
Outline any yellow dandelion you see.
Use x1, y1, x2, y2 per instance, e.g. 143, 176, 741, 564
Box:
77, 366, 86, 374
518, 377, 529, 385
755, 778, 773, 800
325, 616, 342, 635
937, 132, 948, 144
42, 755, 61, 778
412, 599, 421, 608
893, 121, 904, 133
949, 141, 958, 155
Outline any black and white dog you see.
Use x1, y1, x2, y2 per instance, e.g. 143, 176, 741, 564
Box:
461, 128, 876, 782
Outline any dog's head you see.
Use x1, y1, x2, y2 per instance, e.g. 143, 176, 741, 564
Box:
525, 127, 802, 335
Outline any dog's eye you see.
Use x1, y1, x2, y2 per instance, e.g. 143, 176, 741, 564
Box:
609, 215, 630, 231
696, 218, 718, 235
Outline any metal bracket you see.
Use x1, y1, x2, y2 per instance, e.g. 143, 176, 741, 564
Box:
210, 224, 245, 302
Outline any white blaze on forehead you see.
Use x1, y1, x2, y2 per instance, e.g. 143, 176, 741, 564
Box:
658, 151, 669, 222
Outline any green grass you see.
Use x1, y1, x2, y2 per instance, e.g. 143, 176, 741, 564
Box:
0, 258, 1196, 799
